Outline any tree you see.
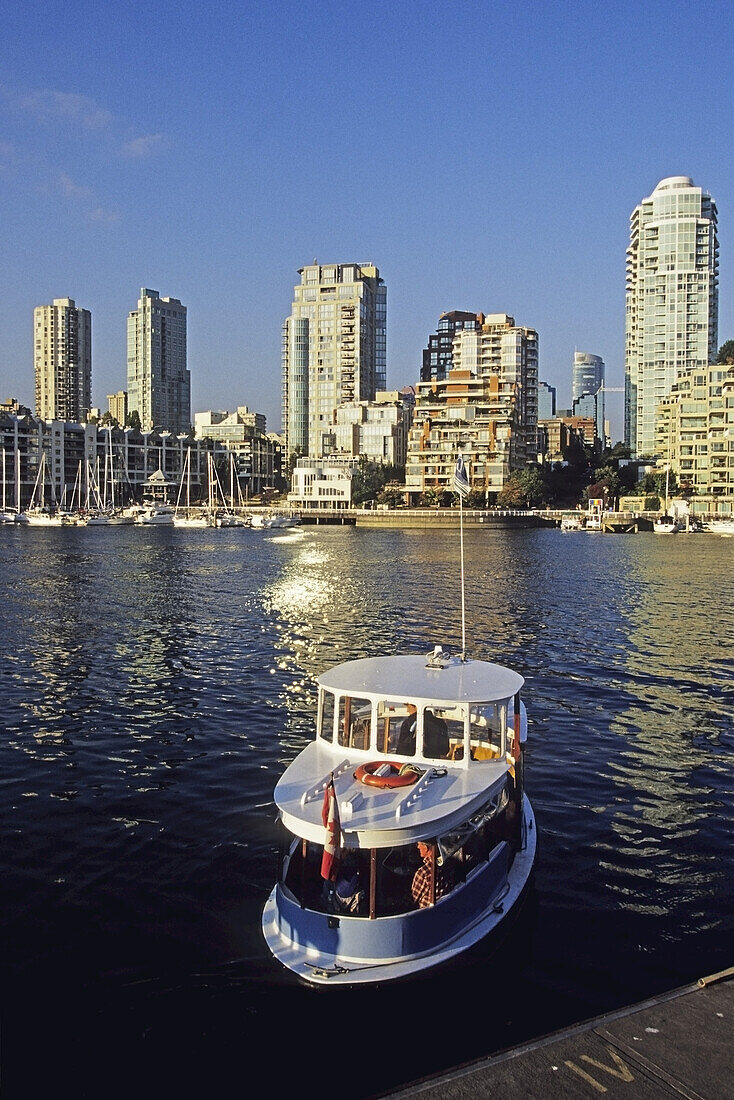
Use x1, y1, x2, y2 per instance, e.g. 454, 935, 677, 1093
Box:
351, 457, 404, 506
126, 409, 142, 432
640, 470, 678, 498
587, 466, 621, 509
716, 340, 734, 364
376, 481, 405, 508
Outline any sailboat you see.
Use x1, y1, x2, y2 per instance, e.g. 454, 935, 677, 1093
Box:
173, 448, 211, 527
0, 449, 15, 522
18, 454, 68, 525
653, 466, 678, 534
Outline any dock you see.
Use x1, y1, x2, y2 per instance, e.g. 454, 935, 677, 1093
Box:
382, 967, 733, 1099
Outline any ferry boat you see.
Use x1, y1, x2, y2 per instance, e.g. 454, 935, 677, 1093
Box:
262, 645, 536, 986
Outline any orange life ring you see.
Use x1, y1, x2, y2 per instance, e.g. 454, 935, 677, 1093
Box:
353, 761, 420, 789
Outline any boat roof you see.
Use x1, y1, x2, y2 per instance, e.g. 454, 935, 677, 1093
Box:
317, 652, 523, 705
275, 741, 509, 848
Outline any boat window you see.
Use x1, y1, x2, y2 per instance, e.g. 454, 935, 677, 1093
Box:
337, 696, 372, 750
469, 702, 506, 760
377, 700, 413, 755
440, 705, 468, 760
318, 689, 336, 742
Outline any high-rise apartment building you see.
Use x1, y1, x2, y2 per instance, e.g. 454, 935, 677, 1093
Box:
451, 313, 539, 462
405, 313, 539, 500
282, 263, 387, 457
625, 176, 718, 458
421, 311, 483, 382
573, 351, 605, 402
34, 298, 91, 422
127, 288, 190, 433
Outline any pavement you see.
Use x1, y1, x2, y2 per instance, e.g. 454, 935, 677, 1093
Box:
381, 967, 734, 1099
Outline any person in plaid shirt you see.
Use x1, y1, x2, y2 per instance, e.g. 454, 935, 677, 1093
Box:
411, 840, 453, 908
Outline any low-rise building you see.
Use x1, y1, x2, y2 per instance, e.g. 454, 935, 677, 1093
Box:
195, 406, 281, 496
288, 456, 354, 510
322, 391, 410, 466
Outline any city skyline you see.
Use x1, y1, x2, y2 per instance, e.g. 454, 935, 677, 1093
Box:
2, 0, 734, 444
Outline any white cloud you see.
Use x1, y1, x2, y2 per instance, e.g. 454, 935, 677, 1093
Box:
121, 132, 166, 159
19, 89, 113, 130
58, 171, 92, 199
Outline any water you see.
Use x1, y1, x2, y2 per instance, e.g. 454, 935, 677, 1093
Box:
1, 524, 732, 1097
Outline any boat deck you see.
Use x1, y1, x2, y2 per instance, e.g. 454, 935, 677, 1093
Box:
382, 967, 734, 1099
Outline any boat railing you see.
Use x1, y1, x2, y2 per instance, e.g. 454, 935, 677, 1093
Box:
299, 759, 352, 807
394, 767, 448, 819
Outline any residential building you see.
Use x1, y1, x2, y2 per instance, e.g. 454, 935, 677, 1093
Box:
625, 176, 718, 458
405, 312, 538, 502
421, 311, 483, 383
107, 390, 127, 425
34, 298, 91, 422
282, 263, 387, 458
538, 417, 594, 465
127, 288, 190, 433
288, 456, 355, 510
195, 406, 281, 496
322, 391, 411, 467
451, 313, 539, 465
656, 362, 734, 510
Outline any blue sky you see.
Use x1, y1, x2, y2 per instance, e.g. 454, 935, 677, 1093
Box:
2, 0, 733, 442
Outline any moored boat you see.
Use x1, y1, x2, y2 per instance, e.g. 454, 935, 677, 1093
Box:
707, 518, 734, 536
262, 645, 535, 987
653, 513, 678, 534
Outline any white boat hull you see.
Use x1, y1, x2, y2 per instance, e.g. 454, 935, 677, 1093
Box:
707, 520, 734, 536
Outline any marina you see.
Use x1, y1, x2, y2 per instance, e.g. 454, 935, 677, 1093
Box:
1, 524, 731, 1097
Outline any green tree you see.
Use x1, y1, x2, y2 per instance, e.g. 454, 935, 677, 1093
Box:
418, 486, 442, 507
716, 340, 734, 364
640, 470, 678, 498
351, 457, 404, 505
376, 481, 405, 508
125, 409, 142, 432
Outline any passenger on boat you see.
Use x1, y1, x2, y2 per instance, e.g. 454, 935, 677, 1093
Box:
411, 840, 454, 908
333, 870, 362, 914
397, 705, 450, 759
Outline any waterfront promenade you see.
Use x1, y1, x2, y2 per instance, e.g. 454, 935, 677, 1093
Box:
295, 506, 656, 530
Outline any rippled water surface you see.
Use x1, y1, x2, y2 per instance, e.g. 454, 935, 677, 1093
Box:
1, 523, 732, 1097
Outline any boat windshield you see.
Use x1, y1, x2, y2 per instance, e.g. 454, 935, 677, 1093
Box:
317, 689, 508, 763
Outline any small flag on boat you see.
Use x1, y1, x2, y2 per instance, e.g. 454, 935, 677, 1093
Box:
454, 453, 470, 499
321, 774, 341, 881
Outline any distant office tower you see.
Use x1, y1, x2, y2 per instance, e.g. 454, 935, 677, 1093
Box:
573, 351, 605, 403
127, 288, 190, 432
625, 176, 718, 458
538, 380, 557, 420
282, 263, 387, 457
34, 298, 91, 422
422, 311, 483, 382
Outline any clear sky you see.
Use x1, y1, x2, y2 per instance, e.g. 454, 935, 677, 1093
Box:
2, 0, 733, 443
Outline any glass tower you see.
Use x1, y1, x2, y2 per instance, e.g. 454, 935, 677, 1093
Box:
625, 176, 718, 458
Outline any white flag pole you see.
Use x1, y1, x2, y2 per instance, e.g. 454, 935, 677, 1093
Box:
459, 488, 466, 661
